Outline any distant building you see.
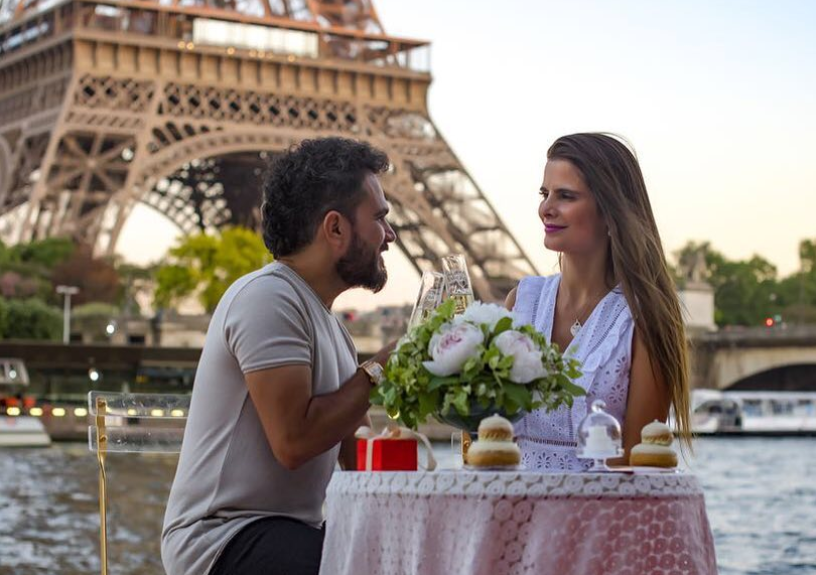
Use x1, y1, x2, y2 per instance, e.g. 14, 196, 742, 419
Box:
678, 282, 716, 334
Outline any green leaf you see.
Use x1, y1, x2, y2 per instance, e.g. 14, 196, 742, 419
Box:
451, 389, 470, 415
560, 380, 586, 397
493, 316, 513, 334
503, 383, 529, 408
428, 376, 455, 391
418, 390, 439, 417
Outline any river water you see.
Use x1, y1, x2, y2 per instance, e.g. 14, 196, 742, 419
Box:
1, 437, 815, 574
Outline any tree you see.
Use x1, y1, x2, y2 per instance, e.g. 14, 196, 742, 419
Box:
154, 227, 271, 313
0, 298, 62, 340
50, 245, 122, 305
674, 241, 782, 327
710, 255, 780, 326
7, 237, 75, 268
800, 239, 816, 274
0, 238, 76, 303
773, 238, 816, 324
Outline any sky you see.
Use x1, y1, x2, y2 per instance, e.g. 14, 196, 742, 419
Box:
117, 0, 816, 311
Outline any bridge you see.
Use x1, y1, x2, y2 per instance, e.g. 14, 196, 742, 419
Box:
3, 324, 816, 399
690, 325, 816, 391
2, 326, 816, 441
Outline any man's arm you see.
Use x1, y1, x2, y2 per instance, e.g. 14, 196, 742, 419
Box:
246, 365, 372, 470
245, 347, 392, 471
338, 413, 372, 471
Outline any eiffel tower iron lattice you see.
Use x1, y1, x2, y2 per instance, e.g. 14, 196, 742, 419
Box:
0, 0, 537, 300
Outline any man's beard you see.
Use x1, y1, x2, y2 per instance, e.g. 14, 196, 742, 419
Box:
336, 232, 387, 293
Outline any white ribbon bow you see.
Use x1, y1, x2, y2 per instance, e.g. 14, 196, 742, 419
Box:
354, 425, 438, 472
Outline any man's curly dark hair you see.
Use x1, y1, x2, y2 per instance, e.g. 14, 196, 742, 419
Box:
261, 137, 390, 258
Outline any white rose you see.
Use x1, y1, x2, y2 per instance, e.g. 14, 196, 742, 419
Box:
494, 330, 547, 384
461, 301, 514, 331
423, 322, 485, 377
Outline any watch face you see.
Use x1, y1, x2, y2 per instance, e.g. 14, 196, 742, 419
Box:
363, 361, 384, 384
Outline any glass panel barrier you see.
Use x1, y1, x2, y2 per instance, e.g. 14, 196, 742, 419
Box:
88, 425, 185, 453
88, 391, 191, 417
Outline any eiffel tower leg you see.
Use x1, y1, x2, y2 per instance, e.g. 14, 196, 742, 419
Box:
20, 74, 148, 249
99, 80, 168, 256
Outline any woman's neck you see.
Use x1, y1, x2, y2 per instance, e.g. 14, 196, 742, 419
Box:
559, 252, 612, 301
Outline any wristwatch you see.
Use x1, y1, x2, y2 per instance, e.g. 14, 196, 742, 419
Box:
359, 359, 384, 386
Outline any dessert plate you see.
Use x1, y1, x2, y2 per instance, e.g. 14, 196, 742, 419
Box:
463, 464, 525, 472
631, 466, 680, 474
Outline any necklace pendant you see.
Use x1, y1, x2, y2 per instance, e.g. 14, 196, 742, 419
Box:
570, 320, 581, 337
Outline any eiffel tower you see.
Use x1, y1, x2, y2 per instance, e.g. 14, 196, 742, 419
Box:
0, 0, 537, 299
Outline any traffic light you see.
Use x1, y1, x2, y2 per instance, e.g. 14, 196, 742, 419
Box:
764, 317, 774, 327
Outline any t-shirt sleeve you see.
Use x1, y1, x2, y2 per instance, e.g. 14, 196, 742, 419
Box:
223, 275, 313, 374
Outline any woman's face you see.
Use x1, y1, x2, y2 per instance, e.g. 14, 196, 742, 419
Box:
538, 159, 609, 256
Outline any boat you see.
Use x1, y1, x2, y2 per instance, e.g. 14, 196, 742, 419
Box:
690, 389, 816, 436
0, 358, 51, 447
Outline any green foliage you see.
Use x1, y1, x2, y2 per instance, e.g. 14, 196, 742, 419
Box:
73, 302, 121, 318
0, 238, 76, 302
153, 227, 272, 313
0, 297, 62, 340
5, 237, 75, 268
372, 299, 584, 429
800, 239, 816, 274
675, 240, 816, 327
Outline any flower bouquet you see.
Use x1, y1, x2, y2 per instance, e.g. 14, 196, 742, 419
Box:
371, 299, 585, 431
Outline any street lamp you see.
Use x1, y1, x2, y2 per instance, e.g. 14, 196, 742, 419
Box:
55, 285, 79, 344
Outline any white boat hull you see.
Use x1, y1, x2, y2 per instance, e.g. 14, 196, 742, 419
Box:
690, 390, 816, 436
0, 416, 52, 447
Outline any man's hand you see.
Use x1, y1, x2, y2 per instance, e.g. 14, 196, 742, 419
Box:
369, 340, 398, 371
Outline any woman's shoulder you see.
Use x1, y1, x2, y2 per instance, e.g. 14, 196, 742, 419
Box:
519, 273, 560, 288
606, 284, 634, 318
510, 275, 559, 323
516, 274, 559, 299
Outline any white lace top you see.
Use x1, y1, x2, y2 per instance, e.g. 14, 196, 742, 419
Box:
512, 274, 635, 472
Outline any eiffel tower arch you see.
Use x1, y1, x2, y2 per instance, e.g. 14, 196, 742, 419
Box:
0, 0, 538, 300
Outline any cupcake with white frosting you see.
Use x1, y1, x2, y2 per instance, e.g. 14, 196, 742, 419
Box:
466, 415, 521, 467
629, 420, 678, 468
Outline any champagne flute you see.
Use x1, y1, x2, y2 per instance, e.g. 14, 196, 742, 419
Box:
441, 253, 474, 314
450, 431, 464, 469
407, 271, 445, 329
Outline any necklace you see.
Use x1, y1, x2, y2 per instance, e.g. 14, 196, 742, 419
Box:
567, 290, 609, 337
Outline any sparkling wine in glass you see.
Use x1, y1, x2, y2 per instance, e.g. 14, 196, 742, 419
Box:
441, 254, 474, 314
408, 271, 445, 329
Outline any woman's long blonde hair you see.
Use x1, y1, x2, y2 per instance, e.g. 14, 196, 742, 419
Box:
548, 133, 692, 449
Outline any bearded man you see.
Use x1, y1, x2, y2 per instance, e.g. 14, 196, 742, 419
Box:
162, 137, 397, 575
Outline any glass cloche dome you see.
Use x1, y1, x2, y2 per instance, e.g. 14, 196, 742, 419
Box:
576, 400, 623, 471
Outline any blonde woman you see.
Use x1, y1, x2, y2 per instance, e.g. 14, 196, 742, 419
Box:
506, 133, 691, 471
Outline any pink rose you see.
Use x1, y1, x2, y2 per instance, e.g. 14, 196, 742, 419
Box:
493, 330, 547, 383
423, 322, 484, 376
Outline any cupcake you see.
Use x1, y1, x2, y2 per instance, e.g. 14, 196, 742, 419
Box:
629, 420, 677, 468
466, 415, 521, 467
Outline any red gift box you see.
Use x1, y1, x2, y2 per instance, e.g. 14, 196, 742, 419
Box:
356, 437, 418, 471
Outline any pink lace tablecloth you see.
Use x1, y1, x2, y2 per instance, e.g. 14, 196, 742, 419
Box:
320, 470, 717, 575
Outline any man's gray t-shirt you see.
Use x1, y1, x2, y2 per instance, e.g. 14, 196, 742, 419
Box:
161, 262, 358, 575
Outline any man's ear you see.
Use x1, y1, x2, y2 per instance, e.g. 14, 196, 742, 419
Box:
321, 210, 352, 252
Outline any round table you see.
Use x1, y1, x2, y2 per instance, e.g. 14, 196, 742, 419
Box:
320, 470, 717, 575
